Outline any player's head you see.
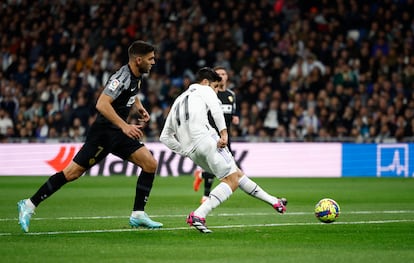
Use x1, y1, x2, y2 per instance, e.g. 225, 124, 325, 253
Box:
195, 67, 222, 83
195, 67, 222, 92
213, 66, 228, 90
128, 40, 156, 74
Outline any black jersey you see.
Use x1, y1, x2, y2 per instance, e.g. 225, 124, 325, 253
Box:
95, 64, 142, 127
208, 89, 237, 132
217, 89, 237, 128
73, 64, 145, 168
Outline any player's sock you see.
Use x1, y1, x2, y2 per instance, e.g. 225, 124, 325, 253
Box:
238, 175, 278, 205
30, 171, 68, 206
194, 182, 233, 218
25, 198, 36, 210
133, 171, 154, 211
203, 172, 215, 196
131, 210, 145, 217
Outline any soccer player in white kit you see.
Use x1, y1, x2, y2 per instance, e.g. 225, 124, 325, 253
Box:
160, 67, 287, 233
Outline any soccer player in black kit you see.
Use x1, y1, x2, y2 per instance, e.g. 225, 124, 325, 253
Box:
193, 66, 240, 203
17, 40, 163, 232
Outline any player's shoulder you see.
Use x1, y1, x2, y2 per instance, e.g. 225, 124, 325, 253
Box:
189, 83, 213, 95
218, 89, 235, 97
110, 65, 131, 82
227, 89, 236, 96
106, 65, 131, 88
223, 88, 236, 97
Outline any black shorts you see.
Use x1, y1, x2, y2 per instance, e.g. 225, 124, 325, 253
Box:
73, 122, 144, 169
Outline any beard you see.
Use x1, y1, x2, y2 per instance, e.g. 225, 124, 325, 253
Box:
137, 62, 150, 74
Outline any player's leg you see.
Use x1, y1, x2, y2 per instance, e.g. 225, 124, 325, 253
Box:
17, 161, 86, 233
187, 169, 240, 233
193, 170, 239, 217
201, 143, 286, 213
187, 143, 286, 232
127, 146, 162, 229
237, 172, 287, 213
190, 167, 287, 231
26, 123, 108, 208
32, 161, 86, 204
17, 139, 105, 233
201, 171, 215, 203
193, 167, 203, 191
186, 145, 238, 232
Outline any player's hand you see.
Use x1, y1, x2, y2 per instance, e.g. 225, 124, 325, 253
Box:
217, 136, 228, 148
218, 129, 228, 148
137, 108, 150, 123
123, 124, 144, 140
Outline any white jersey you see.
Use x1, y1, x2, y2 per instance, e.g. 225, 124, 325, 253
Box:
160, 83, 227, 156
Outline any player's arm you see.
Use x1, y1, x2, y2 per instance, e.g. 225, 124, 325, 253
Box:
217, 128, 228, 148
204, 89, 228, 147
96, 93, 143, 139
230, 90, 239, 125
160, 112, 183, 154
133, 96, 150, 123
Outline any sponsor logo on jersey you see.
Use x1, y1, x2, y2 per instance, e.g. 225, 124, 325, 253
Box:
221, 104, 232, 114
127, 95, 138, 106
108, 79, 120, 91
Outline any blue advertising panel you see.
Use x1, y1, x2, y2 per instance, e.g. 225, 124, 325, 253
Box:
342, 143, 414, 177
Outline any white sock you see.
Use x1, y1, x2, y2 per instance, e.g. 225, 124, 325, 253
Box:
238, 175, 278, 205
194, 182, 233, 218
25, 199, 36, 210
131, 210, 145, 218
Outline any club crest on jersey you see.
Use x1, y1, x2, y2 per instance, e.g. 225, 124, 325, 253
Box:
228, 96, 233, 102
108, 79, 120, 91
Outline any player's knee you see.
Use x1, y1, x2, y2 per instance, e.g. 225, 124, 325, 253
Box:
62, 162, 86, 181
63, 167, 85, 182
142, 157, 158, 173
222, 171, 242, 191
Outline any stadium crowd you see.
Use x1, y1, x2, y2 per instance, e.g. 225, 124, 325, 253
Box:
0, 0, 414, 143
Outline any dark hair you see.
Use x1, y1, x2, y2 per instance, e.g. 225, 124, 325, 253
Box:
195, 67, 222, 82
213, 65, 227, 72
128, 40, 155, 58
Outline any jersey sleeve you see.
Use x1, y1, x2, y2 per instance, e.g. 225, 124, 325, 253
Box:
160, 107, 184, 155
229, 89, 237, 116
203, 88, 227, 132
103, 77, 124, 100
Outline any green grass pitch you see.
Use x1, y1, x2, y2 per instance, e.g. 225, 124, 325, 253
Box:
1, 176, 413, 263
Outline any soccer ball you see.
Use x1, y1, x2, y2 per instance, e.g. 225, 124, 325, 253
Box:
314, 198, 340, 223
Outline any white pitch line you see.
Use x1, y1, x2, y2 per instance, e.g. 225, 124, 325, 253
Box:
1, 210, 414, 222
1, 219, 413, 236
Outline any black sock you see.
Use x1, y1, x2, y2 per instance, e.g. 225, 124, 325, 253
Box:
30, 171, 68, 207
203, 172, 215, 196
133, 171, 155, 211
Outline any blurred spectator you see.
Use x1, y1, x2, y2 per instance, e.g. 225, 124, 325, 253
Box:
0, 0, 413, 143
0, 108, 13, 135
263, 99, 279, 135
71, 94, 92, 129
299, 106, 319, 139
35, 117, 49, 140
68, 117, 85, 142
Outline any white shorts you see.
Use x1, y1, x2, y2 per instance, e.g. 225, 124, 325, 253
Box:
189, 135, 238, 180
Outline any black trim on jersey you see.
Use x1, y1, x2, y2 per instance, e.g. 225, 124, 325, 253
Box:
121, 74, 129, 84
95, 65, 142, 127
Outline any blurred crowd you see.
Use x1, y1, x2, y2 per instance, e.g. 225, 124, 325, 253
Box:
0, 0, 414, 143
